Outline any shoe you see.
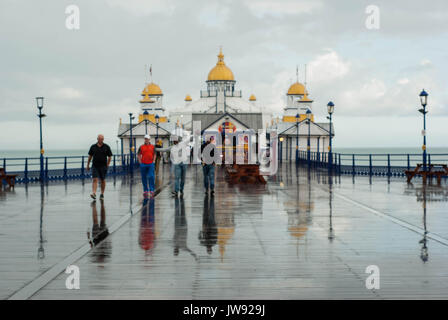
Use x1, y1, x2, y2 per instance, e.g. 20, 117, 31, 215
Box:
179, 191, 184, 198
90, 193, 96, 200
210, 189, 215, 196
205, 189, 209, 194
100, 194, 104, 200
172, 191, 178, 197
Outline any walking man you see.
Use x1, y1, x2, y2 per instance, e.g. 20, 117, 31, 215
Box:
87, 134, 113, 200
138, 134, 156, 197
173, 136, 189, 198
201, 136, 216, 195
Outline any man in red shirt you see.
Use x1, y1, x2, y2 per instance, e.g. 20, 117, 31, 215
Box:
138, 135, 156, 197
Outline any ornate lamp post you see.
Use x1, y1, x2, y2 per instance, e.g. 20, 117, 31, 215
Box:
155, 114, 160, 141
295, 113, 300, 164
327, 101, 335, 175
129, 113, 135, 172
419, 89, 428, 171
306, 109, 312, 167
143, 110, 149, 134
36, 97, 46, 182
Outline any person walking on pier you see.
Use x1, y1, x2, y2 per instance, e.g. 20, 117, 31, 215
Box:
201, 136, 216, 195
87, 134, 113, 200
138, 134, 156, 197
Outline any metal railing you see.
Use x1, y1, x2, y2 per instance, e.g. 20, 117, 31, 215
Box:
296, 150, 448, 177
1, 154, 139, 184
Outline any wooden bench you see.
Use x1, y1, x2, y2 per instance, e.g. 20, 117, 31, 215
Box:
0, 168, 18, 189
225, 164, 266, 184
405, 164, 448, 184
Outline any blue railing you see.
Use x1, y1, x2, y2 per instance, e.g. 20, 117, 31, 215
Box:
296, 151, 448, 178
1, 154, 139, 184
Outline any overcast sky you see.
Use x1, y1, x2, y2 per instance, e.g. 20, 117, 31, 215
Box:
1, 0, 447, 151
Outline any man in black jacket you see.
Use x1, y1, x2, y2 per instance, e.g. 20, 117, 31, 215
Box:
87, 134, 112, 200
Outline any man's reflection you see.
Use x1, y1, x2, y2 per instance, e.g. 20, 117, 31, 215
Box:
199, 195, 217, 254
173, 198, 197, 259
88, 199, 109, 246
88, 199, 111, 263
139, 198, 156, 253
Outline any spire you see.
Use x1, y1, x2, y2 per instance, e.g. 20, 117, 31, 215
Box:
296, 65, 299, 83
217, 46, 224, 64
304, 64, 307, 87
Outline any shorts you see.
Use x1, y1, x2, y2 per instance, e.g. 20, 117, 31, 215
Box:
92, 166, 108, 180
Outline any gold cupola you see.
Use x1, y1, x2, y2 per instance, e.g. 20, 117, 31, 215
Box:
249, 94, 257, 101
184, 94, 192, 101
287, 82, 306, 95
207, 48, 235, 81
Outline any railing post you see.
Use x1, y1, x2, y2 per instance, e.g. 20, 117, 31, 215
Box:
352, 154, 355, 175
63, 157, 67, 180
339, 153, 342, 174
369, 154, 372, 177
113, 155, 116, 174
428, 154, 431, 167
81, 156, 85, 178
24, 158, 28, 183
407, 154, 410, 171
3, 158, 5, 172
387, 154, 391, 177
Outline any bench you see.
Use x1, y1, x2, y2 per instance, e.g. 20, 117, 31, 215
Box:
405, 164, 448, 184
0, 168, 18, 189
225, 164, 266, 184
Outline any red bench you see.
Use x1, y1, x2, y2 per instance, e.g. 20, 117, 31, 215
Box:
0, 168, 17, 189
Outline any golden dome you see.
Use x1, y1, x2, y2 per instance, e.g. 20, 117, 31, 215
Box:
207, 49, 235, 81
184, 94, 192, 101
249, 94, 256, 101
287, 82, 306, 95
142, 82, 163, 96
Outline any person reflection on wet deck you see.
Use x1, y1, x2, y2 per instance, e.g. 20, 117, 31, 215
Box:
88, 199, 109, 247
199, 194, 217, 254
139, 198, 156, 253
173, 198, 198, 260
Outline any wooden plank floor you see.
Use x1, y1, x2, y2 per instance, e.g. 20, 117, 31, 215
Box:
2, 164, 448, 299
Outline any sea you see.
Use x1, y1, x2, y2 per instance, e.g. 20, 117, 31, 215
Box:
1, 147, 447, 171
1, 147, 447, 159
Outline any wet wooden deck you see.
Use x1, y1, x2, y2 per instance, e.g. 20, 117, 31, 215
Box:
2, 164, 448, 299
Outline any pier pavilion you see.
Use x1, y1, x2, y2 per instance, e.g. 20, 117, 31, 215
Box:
117, 49, 335, 162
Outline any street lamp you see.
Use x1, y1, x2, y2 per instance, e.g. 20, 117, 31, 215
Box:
129, 113, 135, 172
295, 113, 300, 164
143, 110, 149, 135
155, 114, 160, 141
327, 101, 335, 175
36, 97, 46, 182
418, 89, 428, 171
306, 109, 312, 167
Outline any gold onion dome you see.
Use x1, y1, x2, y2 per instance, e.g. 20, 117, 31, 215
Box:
142, 82, 163, 96
249, 94, 257, 101
207, 49, 235, 81
185, 94, 192, 101
287, 82, 306, 95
